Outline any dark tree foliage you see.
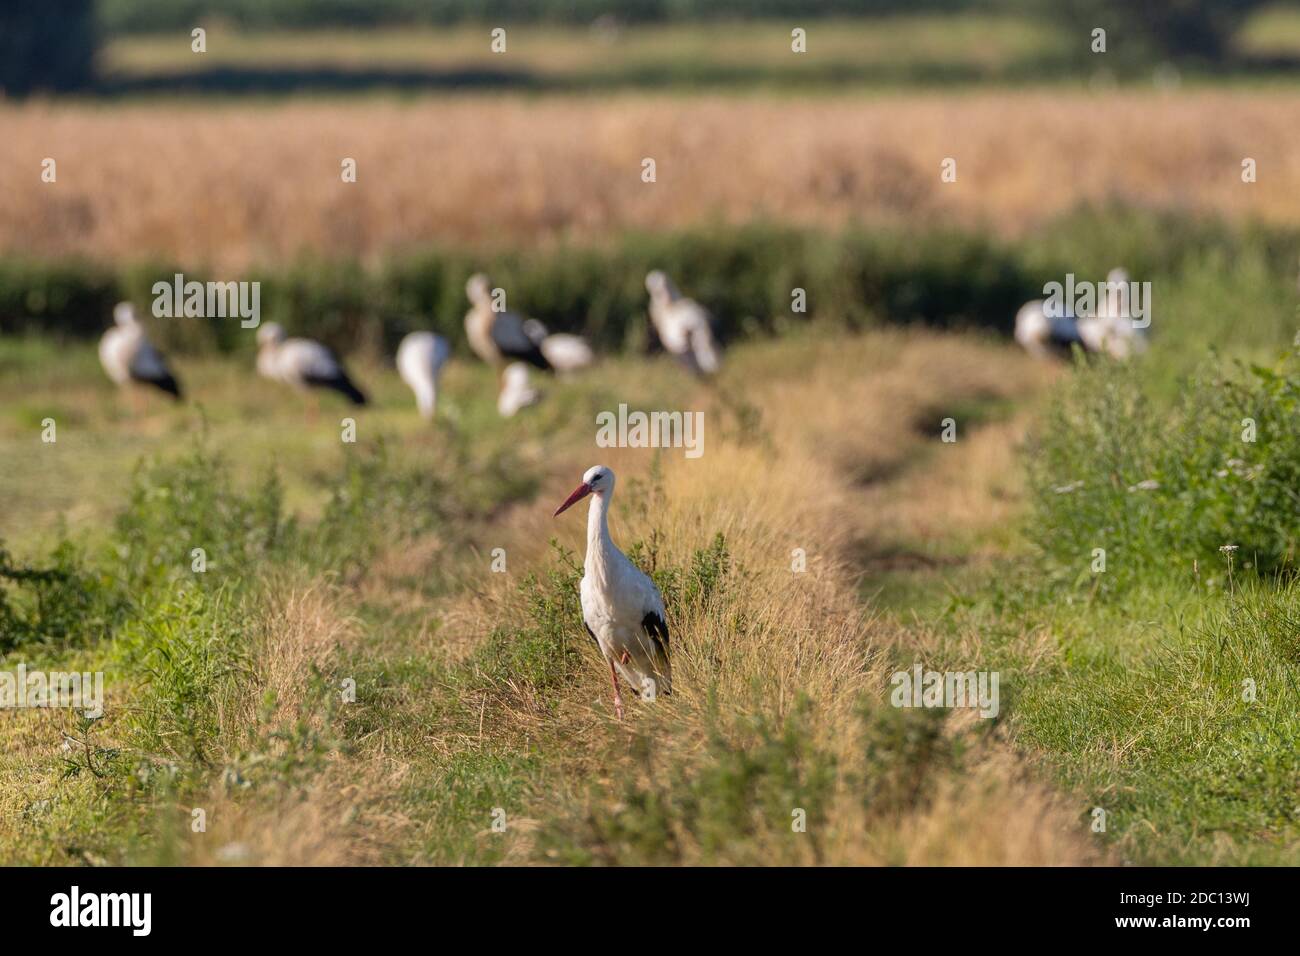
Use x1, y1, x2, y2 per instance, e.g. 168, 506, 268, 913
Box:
96, 0, 960, 33
0, 0, 99, 95
1032, 0, 1273, 61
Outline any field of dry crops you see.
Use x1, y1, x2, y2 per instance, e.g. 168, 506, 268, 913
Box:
5, 90, 1300, 269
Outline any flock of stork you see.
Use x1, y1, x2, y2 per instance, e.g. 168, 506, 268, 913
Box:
96, 269, 719, 719
100, 263, 1141, 416
98, 269, 723, 417
95, 263, 1144, 719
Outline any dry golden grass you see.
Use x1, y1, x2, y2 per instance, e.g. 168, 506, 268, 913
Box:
178, 582, 421, 866
224, 582, 353, 730
6, 90, 1300, 268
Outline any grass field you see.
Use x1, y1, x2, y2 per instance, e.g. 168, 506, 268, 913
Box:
1, 326, 1103, 865
4, 296, 1299, 864
6, 11, 1300, 869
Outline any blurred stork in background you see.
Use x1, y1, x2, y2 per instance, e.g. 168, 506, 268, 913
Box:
98, 302, 183, 408
256, 322, 367, 418
1013, 297, 1082, 359
497, 361, 541, 417
1091, 267, 1148, 359
396, 331, 451, 420
522, 318, 594, 375
645, 270, 721, 376
464, 274, 552, 382
1015, 267, 1146, 361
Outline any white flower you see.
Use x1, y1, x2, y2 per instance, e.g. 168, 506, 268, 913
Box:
1127, 479, 1160, 492
1053, 480, 1084, 494
1220, 544, 1239, 553
1219, 458, 1259, 480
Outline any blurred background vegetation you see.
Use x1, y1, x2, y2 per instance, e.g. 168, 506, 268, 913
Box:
4, 1, 1300, 354
3, 0, 1298, 96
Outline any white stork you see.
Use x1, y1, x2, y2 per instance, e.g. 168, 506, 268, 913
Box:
255, 322, 367, 407
1092, 267, 1148, 359
497, 362, 541, 417
522, 318, 594, 374
1014, 267, 1146, 361
645, 270, 721, 376
396, 331, 451, 420
98, 302, 183, 403
554, 465, 671, 719
464, 274, 552, 380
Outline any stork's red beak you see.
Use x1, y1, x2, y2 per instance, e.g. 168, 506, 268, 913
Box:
554, 482, 592, 516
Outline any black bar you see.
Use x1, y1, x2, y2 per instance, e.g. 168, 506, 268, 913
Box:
1, 866, 1280, 942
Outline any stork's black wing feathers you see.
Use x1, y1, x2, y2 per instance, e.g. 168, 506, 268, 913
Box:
584, 622, 599, 648
304, 370, 367, 405
641, 611, 670, 658
128, 345, 183, 399
490, 314, 551, 370
135, 371, 182, 399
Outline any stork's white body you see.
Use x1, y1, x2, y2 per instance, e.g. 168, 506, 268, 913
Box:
522, 319, 594, 374
1013, 299, 1077, 358
396, 331, 451, 419
581, 495, 671, 697
497, 362, 540, 417
256, 322, 366, 404
257, 328, 338, 389
98, 324, 152, 386
555, 466, 672, 716
98, 303, 181, 399
1092, 268, 1147, 359
646, 270, 721, 375
540, 333, 593, 372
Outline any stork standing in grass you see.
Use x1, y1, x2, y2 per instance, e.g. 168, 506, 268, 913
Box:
256, 322, 367, 413
396, 331, 451, 420
464, 274, 552, 382
645, 270, 721, 376
1015, 267, 1145, 361
98, 302, 183, 406
554, 465, 671, 719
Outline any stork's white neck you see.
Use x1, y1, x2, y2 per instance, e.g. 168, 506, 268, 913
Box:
586, 490, 615, 573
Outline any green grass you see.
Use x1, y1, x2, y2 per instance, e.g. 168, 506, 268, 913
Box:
0, 312, 707, 863
875, 283, 1300, 864
7, 210, 1300, 865
922, 573, 1300, 864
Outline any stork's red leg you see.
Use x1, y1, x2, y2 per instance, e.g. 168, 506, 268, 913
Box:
608, 657, 625, 720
